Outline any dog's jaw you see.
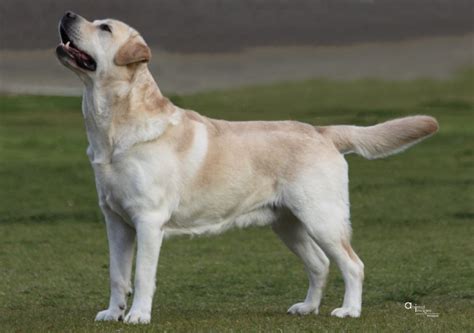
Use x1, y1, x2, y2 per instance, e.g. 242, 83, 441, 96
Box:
56, 19, 97, 71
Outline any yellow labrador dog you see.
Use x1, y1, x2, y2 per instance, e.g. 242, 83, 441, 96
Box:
56, 11, 438, 324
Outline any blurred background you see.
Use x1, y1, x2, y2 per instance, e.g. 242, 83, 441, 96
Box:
0, 0, 472, 95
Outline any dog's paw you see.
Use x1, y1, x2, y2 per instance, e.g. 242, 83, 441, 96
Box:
95, 308, 125, 322
124, 309, 151, 324
287, 302, 319, 315
330, 307, 361, 318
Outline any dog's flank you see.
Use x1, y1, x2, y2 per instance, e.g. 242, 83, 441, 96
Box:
56, 11, 438, 325
317, 115, 439, 159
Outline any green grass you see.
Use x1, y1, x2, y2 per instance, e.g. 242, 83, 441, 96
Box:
1, 69, 473, 332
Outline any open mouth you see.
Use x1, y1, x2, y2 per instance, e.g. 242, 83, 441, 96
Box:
57, 25, 96, 71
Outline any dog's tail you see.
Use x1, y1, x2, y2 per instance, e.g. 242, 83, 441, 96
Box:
316, 115, 439, 159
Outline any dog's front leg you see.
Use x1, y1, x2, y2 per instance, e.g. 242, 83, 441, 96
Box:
124, 213, 166, 324
95, 206, 135, 322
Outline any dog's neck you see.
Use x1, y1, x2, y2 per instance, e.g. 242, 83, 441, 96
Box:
82, 64, 181, 165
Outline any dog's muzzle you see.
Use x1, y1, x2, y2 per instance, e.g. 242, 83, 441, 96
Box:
56, 11, 97, 72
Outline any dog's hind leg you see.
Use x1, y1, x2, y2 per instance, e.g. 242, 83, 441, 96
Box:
272, 211, 330, 315
292, 204, 364, 317
286, 158, 364, 317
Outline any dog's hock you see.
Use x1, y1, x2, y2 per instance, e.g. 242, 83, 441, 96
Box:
114, 37, 151, 66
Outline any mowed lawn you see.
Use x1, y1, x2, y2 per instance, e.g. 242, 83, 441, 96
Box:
1, 70, 473, 332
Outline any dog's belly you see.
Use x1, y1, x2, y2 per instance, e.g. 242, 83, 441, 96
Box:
164, 204, 279, 237
164, 172, 281, 236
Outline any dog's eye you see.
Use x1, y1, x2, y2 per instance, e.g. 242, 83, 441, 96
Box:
99, 24, 112, 33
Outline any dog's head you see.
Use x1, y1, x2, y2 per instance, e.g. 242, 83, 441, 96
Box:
56, 11, 151, 82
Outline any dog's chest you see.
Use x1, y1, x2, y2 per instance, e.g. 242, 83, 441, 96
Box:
92, 149, 178, 222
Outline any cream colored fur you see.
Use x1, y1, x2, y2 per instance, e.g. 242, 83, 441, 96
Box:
316, 115, 438, 159
56, 13, 439, 324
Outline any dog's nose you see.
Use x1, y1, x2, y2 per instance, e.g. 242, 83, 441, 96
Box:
64, 11, 77, 19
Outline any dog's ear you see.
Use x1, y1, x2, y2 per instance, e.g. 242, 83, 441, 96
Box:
114, 37, 151, 66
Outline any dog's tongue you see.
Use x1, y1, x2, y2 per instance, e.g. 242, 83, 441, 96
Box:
77, 51, 89, 61
59, 41, 96, 71
66, 43, 89, 60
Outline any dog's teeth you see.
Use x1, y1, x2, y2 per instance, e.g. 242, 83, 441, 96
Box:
65, 41, 70, 48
